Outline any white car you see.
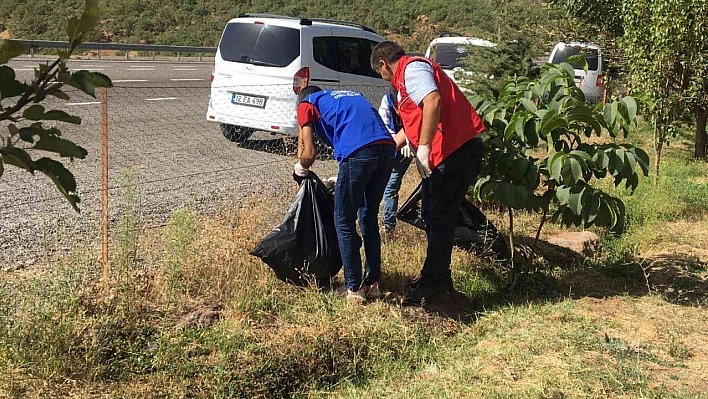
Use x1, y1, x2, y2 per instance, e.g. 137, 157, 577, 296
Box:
207, 13, 390, 142
424, 36, 496, 87
549, 42, 605, 103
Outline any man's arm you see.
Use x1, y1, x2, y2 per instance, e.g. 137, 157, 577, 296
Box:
419, 90, 441, 146
298, 124, 317, 169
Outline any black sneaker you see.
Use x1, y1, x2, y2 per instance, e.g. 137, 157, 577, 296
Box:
402, 283, 438, 306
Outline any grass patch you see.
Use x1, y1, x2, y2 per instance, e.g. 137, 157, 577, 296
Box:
2, 129, 708, 397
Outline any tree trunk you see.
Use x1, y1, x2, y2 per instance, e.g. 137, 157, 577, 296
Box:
695, 107, 708, 159
653, 120, 663, 186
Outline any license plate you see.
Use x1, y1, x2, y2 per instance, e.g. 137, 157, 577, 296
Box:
231, 92, 267, 108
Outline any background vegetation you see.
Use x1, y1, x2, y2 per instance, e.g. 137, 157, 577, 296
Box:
0, 0, 568, 52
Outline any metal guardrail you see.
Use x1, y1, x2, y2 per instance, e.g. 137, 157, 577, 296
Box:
16, 40, 217, 61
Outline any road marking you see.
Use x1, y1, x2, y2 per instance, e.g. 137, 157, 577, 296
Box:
71, 68, 105, 71
67, 102, 101, 106
80, 64, 110, 68
170, 78, 204, 81
173, 68, 198, 71
145, 97, 178, 101
13, 69, 34, 71
112, 79, 149, 83
127, 68, 156, 70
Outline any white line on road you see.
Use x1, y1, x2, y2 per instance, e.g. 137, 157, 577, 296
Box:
80, 65, 110, 68
170, 78, 204, 81
173, 68, 199, 71
14, 69, 34, 71
127, 68, 156, 70
145, 97, 178, 101
112, 79, 149, 83
67, 102, 102, 106
71, 68, 105, 71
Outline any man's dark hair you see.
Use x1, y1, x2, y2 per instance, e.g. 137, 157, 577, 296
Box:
370, 41, 405, 71
298, 85, 322, 103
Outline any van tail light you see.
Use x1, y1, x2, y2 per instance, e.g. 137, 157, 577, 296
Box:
596, 74, 603, 87
210, 61, 215, 83
293, 67, 310, 94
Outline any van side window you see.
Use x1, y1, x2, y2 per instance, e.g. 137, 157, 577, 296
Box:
313, 37, 380, 78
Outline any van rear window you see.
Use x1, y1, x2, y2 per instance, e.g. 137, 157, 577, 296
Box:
219, 23, 300, 67
551, 46, 600, 71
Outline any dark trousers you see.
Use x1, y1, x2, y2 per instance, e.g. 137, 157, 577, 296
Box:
335, 143, 395, 291
420, 137, 484, 283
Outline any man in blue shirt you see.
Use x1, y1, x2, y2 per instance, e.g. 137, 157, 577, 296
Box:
295, 86, 396, 304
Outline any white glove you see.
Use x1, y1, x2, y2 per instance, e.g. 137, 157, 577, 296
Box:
400, 144, 414, 159
414, 144, 432, 178
294, 162, 309, 177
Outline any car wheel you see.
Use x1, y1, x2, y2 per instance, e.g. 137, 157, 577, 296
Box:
220, 124, 254, 143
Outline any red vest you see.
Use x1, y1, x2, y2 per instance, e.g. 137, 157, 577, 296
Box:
392, 56, 485, 168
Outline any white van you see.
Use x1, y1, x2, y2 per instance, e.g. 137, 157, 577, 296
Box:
206, 14, 390, 142
424, 36, 496, 87
549, 42, 605, 103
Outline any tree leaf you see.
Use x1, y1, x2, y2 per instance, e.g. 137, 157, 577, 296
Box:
50, 90, 71, 101
0, 39, 27, 64
43, 110, 82, 124
513, 184, 529, 208
568, 186, 586, 215
603, 102, 617, 130
621, 96, 638, 121
19, 127, 37, 143
22, 104, 45, 121
556, 185, 571, 205
0, 66, 29, 99
498, 182, 515, 207
520, 98, 537, 112
509, 157, 528, 182
562, 157, 583, 184
34, 158, 81, 212
548, 152, 565, 181
0, 148, 34, 172
33, 135, 88, 159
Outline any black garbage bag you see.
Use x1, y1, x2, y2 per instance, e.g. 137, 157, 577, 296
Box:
397, 183, 510, 260
250, 172, 342, 286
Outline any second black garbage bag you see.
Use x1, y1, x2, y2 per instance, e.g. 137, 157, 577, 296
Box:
397, 183, 510, 261
250, 172, 342, 286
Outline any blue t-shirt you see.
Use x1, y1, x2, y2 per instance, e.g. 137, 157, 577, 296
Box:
302, 90, 394, 163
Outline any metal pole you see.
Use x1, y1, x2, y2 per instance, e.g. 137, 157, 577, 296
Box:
199, 52, 203, 62
98, 49, 102, 60
177, 51, 181, 61
126, 51, 129, 60
101, 87, 109, 287
152, 51, 156, 60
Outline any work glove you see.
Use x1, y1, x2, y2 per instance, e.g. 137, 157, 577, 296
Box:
414, 144, 432, 178
400, 144, 414, 159
294, 162, 310, 177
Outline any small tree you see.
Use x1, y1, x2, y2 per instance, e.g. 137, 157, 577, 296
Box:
551, 0, 708, 169
0, 0, 111, 211
470, 59, 649, 283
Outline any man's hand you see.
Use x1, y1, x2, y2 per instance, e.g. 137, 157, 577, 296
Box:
415, 144, 432, 178
294, 162, 310, 177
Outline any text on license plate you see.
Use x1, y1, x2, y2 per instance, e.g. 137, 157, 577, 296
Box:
231, 92, 267, 108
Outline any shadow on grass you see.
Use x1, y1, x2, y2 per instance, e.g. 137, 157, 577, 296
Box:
562, 253, 708, 306
377, 238, 707, 324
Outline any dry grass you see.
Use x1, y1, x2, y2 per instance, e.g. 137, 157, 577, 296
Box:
2, 142, 708, 398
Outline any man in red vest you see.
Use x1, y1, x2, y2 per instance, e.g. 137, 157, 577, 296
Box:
371, 41, 486, 306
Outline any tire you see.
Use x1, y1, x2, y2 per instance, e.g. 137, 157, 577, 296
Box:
220, 123, 254, 143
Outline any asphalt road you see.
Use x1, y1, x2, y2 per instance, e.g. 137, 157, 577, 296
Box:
0, 57, 338, 269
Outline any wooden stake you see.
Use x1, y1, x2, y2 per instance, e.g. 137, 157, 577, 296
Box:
101, 87, 109, 287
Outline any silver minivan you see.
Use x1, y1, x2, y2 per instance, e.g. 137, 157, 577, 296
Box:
549, 42, 605, 103
206, 14, 390, 142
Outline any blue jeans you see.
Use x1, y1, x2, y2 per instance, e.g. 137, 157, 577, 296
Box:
382, 153, 412, 230
335, 143, 394, 291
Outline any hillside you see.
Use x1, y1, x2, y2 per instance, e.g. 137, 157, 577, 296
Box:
0, 0, 567, 53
